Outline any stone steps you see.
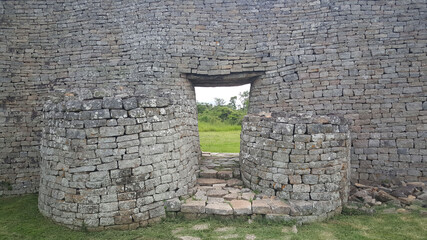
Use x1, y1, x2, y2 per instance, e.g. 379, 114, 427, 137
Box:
166, 153, 295, 218
164, 152, 341, 223
197, 152, 240, 179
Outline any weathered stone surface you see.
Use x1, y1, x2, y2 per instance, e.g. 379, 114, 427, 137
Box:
252, 200, 272, 214
217, 171, 233, 180
207, 189, 229, 198
290, 201, 314, 216
205, 203, 233, 215
100, 126, 125, 137
269, 200, 291, 215
197, 178, 226, 186
200, 169, 217, 178
230, 200, 252, 215
226, 179, 243, 187
181, 201, 206, 214
374, 190, 398, 202
165, 198, 181, 212
3, 0, 425, 231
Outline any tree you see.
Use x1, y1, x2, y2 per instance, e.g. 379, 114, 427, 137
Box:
228, 96, 237, 110
239, 90, 249, 111
197, 102, 212, 114
214, 98, 226, 106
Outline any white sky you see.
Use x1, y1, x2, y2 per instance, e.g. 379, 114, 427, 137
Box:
195, 84, 251, 106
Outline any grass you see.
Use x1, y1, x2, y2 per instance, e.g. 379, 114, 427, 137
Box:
198, 121, 241, 153
199, 131, 241, 153
1, 194, 426, 240
198, 121, 241, 132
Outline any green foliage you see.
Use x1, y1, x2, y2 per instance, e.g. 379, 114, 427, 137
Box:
197, 90, 249, 127
197, 102, 247, 126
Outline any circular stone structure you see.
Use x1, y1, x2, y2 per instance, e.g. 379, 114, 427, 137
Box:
240, 113, 350, 220
38, 88, 199, 230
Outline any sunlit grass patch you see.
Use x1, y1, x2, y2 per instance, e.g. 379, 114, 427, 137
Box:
199, 131, 241, 153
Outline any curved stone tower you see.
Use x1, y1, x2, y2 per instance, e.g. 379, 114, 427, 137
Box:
39, 87, 199, 229
1, 0, 426, 230
241, 113, 351, 220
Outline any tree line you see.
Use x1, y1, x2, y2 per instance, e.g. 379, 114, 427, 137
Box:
197, 91, 249, 126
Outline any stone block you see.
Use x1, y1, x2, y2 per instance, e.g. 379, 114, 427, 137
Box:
290, 201, 314, 216
205, 203, 233, 215
302, 175, 319, 184
200, 169, 217, 178
230, 200, 252, 215
207, 189, 228, 197
217, 170, 233, 179
91, 109, 110, 119
123, 97, 137, 110
114, 215, 133, 225
111, 110, 128, 119
128, 108, 146, 118
252, 200, 271, 214
197, 178, 226, 186
65, 100, 82, 112
100, 126, 125, 137
100, 202, 118, 212
103, 98, 122, 109
83, 100, 102, 110
293, 184, 310, 192
268, 200, 290, 215
66, 129, 86, 139
90, 171, 109, 182
181, 201, 206, 213
165, 198, 181, 212
125, 125, 142, 134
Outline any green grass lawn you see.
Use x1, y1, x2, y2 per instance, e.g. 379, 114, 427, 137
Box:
0, 194, 426, 240
198, 122, 241, 153
199, 131, 241, 153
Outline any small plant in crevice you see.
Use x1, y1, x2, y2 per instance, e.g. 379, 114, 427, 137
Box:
0, 181, 12, 191
80, 222, 88, 233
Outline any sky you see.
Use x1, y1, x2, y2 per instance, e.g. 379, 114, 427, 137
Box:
195, 84, 251, 106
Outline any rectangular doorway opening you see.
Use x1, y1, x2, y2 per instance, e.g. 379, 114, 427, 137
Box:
195, 84, 250, 154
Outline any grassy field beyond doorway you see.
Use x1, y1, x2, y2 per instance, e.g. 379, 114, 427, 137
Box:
198, 122, 241, 153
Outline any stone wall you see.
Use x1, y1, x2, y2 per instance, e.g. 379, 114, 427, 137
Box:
38, 88, 199, 230
0, 1, 53, 195
0, 0, 426, 197
241, 113, 350, 218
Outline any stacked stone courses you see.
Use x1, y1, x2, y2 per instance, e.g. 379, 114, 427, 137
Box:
240, 113, 350, 217
0, 0, 426, 230
38, 88, 199, 229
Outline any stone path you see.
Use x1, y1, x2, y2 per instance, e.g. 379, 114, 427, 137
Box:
166, 152, 293, 219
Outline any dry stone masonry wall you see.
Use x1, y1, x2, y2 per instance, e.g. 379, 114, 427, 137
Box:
38, 88, 199, 229
241, 113, 350, 218
0, 0, 426, 229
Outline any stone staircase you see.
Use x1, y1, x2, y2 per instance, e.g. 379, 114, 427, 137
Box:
165, 152, 292, 219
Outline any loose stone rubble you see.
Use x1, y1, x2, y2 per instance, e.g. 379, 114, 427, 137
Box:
348, 181, 427, 210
